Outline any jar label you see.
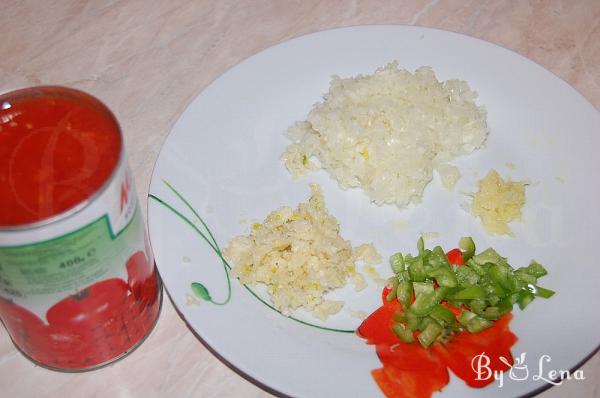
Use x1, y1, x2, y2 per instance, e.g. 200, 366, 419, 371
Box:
0, 163, 146, 320
0, 206, 144, 310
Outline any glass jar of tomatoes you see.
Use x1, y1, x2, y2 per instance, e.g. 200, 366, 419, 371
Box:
0, 86, 162, 371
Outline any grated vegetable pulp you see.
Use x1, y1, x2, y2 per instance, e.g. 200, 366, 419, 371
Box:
282, 62, 488, 208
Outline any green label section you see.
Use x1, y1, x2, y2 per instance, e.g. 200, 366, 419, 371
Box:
0, 208, 143, 298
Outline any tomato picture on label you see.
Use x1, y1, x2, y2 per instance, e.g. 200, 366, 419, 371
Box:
44, 278, 128, 367
41, 275, 160, 369
39, 276, 157, 368
46, 278, 129, 327
0, 269, 161, 369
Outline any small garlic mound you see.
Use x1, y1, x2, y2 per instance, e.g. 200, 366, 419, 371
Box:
470, 169, 527, 236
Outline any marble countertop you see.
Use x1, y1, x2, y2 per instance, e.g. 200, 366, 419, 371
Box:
1, 1, 598, 397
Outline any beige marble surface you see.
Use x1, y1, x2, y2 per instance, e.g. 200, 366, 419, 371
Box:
1, 1, 599, 397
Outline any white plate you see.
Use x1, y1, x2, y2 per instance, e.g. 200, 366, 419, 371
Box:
148, 25, 600, 397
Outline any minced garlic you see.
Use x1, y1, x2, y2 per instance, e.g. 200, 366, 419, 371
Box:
470, 169, 527, 236
223, 184, 380, 320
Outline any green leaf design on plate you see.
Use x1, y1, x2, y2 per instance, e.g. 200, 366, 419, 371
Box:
149, 180, 354, 333
191, 282, 212, 301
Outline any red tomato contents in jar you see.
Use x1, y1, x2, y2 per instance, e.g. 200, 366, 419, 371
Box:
0, 87, 161, 371
0, 88, 121, 226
